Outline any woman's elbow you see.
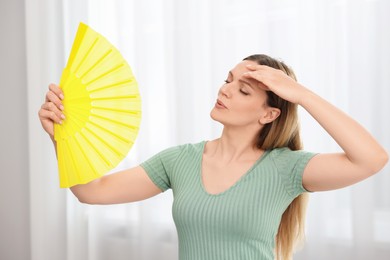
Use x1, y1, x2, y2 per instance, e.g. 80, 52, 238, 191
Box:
73, 191, 103, 205
368, 149, 389, 174
70, 183, 100, 205
77, 196, 95, 205
378, 150, 389, 169
71, 191, 92, 204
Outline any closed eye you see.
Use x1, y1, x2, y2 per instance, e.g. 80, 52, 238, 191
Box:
239, 79, 254, 90
240, 89, 249, 95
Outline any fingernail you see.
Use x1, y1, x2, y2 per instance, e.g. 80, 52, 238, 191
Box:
60, 105, 64, 110
61, 114, 66, 119
60, 94, 64, 100
59, 120, 63, 125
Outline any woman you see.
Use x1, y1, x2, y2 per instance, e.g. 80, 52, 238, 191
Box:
39, 54, 388, 260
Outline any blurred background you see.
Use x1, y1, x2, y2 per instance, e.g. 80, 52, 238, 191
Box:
1, 0, 389, 259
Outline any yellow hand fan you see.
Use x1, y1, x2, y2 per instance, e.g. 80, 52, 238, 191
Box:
54, 22, 141, 188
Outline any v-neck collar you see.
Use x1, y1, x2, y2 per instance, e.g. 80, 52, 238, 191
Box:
198, 141, 269, 196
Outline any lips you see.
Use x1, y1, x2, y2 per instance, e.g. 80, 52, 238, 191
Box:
216, 99, 227, 109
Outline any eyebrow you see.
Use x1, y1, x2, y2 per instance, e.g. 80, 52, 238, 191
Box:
228, 71, 255, 89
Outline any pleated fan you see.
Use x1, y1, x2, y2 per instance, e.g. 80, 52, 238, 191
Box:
54, 22, 141, 188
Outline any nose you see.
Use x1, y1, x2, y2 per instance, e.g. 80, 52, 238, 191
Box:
219, 82, 232, 98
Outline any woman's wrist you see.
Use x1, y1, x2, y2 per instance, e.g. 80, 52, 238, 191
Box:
295, 84, 315, 106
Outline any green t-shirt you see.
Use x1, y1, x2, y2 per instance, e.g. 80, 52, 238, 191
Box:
141, 141, 316, 260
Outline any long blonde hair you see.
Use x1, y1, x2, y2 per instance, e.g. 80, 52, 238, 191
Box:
243, 54, 308, 260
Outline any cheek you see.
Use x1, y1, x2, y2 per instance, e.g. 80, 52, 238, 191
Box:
236, 99, 263, 116
229, 101, 264, 125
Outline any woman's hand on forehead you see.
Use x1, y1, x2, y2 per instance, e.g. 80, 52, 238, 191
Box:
242, 64, 309, 105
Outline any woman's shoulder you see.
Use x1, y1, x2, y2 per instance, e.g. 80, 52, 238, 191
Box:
266, 147, 317, 173
267, 146, 312, 155
161, 140, 206, 155
267, 146, 293, 158
267, 147, 315, 163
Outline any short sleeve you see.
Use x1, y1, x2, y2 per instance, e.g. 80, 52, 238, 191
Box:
270, 148, 317, 197
140, 145, 183, 192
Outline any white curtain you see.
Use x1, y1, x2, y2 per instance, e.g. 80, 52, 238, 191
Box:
26, 0, 390, 259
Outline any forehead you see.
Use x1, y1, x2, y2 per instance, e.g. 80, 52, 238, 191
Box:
230, 60, 258, 75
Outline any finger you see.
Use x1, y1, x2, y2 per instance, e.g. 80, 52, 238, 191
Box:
242, 71, 263, 81
257, 82, 269, 91
245, 64, 269, 71
41, 102, 65, 122
45, 91, 64, 111
48, 83, 64, 100
242, 72, 269, 90
39, 107, 63, 125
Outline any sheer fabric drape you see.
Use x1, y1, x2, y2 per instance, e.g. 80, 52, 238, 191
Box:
26, 0, 390, 259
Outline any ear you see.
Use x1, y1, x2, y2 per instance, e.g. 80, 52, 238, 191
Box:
258, 107, 281, 125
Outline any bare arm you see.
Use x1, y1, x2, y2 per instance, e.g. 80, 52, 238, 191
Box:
244, 65, 388, 192
70, 166, 162, 204
39, 84, 162, 204
298, 90, 388, 191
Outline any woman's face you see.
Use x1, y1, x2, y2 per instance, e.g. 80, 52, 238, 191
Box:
210, 60, 271, 129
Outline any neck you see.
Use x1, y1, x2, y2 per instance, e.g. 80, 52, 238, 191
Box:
209, 125, 263, 162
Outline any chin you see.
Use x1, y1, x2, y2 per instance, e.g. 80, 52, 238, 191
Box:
210, 109, 219, 121
210, 109, 226, 125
